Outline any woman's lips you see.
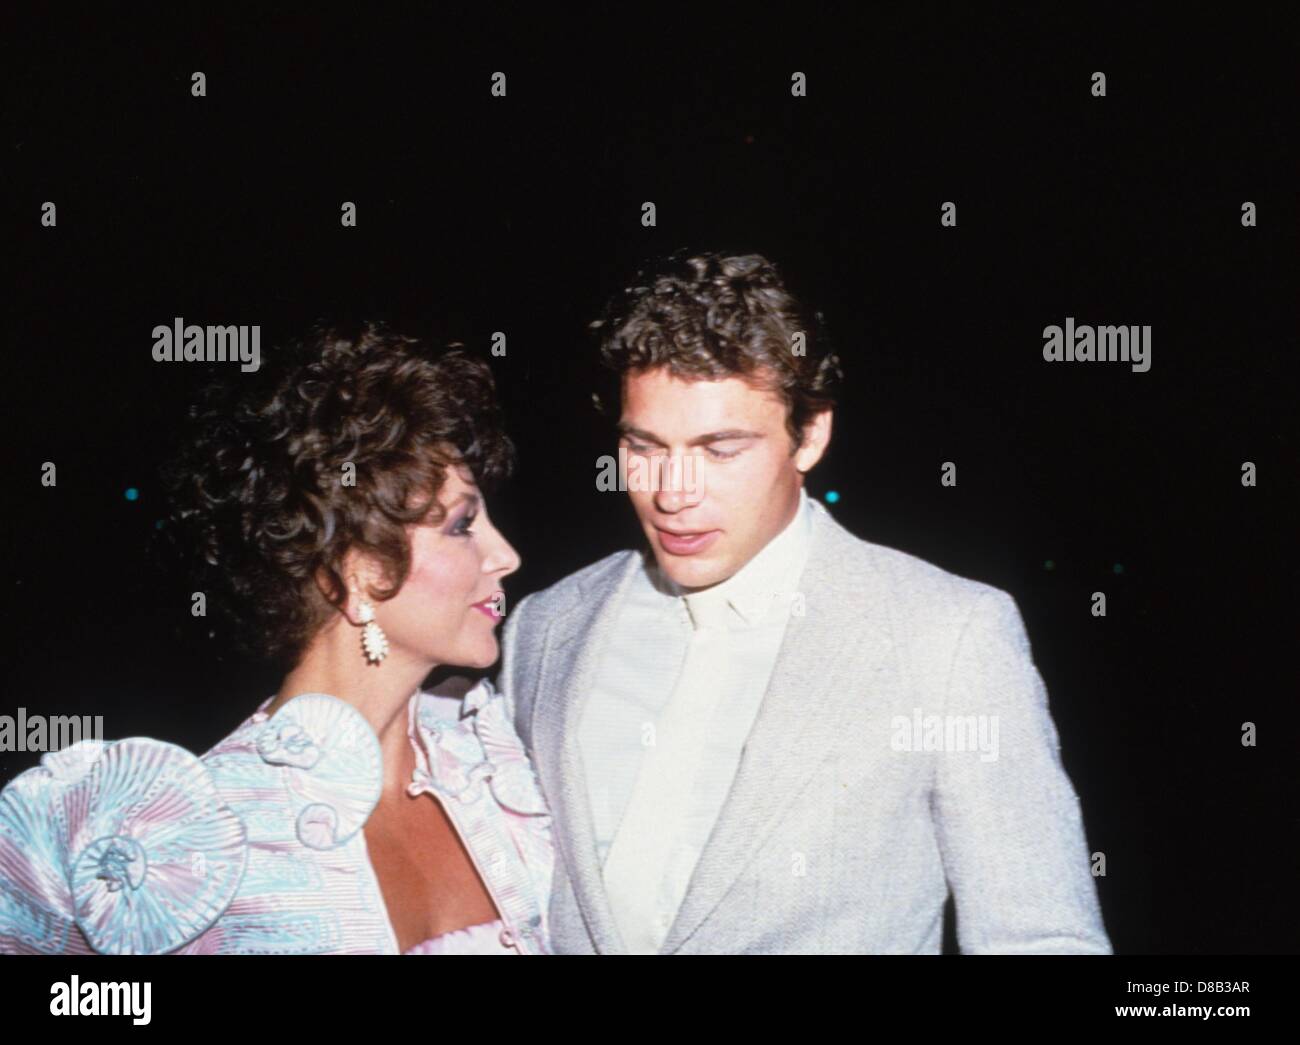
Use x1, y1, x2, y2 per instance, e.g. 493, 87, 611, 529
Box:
472, 594, 504, 621
654, 527, 720, 556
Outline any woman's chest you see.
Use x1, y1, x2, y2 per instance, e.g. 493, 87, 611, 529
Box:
363, 790, 501, 952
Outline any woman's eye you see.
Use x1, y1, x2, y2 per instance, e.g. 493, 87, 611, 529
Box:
452, 513, 477, 536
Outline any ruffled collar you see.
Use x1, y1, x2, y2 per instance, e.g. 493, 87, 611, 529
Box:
407, 682, 546, 815
244, 678, 545, 853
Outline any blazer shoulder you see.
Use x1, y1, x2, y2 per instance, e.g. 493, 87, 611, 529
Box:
516, 547, 641, 618
847, 523, 1000, 593
820, 530, 1031, 697
829, 522, 1012, 631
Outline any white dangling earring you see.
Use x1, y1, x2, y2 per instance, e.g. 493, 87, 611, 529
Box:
357, 600, 389, 664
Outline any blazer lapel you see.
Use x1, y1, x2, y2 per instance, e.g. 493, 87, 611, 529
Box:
530, 550, 644, 954
659, 504, 899, 953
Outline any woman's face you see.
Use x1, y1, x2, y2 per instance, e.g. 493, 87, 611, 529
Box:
364, 467, 521, 671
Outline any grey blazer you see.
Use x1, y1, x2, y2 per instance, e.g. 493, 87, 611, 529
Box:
498, 499, 1111, 954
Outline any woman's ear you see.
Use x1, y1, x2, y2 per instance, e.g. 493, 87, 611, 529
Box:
317, 549, 384, 626
311, 566, 357, 626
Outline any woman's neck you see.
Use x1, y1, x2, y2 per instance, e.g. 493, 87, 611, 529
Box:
265, 618, 434, 791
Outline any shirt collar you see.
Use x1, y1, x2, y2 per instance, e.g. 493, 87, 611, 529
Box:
650, 486, 814, 627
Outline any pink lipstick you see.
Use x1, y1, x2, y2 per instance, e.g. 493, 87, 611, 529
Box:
472, 592, 504, 621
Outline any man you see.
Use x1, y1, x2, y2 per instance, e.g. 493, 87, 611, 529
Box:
499, 250, 1111, 954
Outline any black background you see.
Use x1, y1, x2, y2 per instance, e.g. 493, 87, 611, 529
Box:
3, 9, 1296, 954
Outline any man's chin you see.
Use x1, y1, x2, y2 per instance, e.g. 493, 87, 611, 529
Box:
655, 555, 730, 593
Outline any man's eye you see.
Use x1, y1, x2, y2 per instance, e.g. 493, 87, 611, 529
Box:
706, 445, 741, 460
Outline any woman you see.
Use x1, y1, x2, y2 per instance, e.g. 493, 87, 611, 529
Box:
0, 322, 551, 954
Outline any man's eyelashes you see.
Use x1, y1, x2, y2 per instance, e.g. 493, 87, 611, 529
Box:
623, 442, 742, 460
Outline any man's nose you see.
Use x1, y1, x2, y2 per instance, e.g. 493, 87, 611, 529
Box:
651, 452, 705, 513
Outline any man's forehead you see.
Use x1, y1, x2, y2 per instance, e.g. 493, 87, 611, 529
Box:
621, 368, 784, 411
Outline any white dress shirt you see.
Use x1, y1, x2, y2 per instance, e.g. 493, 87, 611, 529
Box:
579, 487, 814, 947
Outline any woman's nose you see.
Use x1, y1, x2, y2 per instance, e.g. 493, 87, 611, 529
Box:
486, 524, 521, 577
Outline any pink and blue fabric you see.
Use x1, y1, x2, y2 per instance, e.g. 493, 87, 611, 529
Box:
0, 680, 553, 954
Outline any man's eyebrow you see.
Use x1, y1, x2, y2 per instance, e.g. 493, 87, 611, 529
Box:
617, 424, 764, 446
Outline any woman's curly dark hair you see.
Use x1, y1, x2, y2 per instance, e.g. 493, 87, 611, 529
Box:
590, 250, 842, 448
161, 321, 513, 666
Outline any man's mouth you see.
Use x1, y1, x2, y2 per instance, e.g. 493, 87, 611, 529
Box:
654, 526, 720, 556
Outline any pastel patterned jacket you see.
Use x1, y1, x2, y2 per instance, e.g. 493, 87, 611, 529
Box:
0, 679, 553, 954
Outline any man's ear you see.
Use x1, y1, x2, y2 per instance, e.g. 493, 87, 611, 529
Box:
794, 408, 833, 473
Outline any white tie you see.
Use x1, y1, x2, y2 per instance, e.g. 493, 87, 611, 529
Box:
601, 587, 732, 953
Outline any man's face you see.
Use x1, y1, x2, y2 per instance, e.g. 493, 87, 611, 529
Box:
618, 366, 830, 591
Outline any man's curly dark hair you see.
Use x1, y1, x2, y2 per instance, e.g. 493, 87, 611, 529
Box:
161, 321, 513, 666
590, 250, 842, 448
